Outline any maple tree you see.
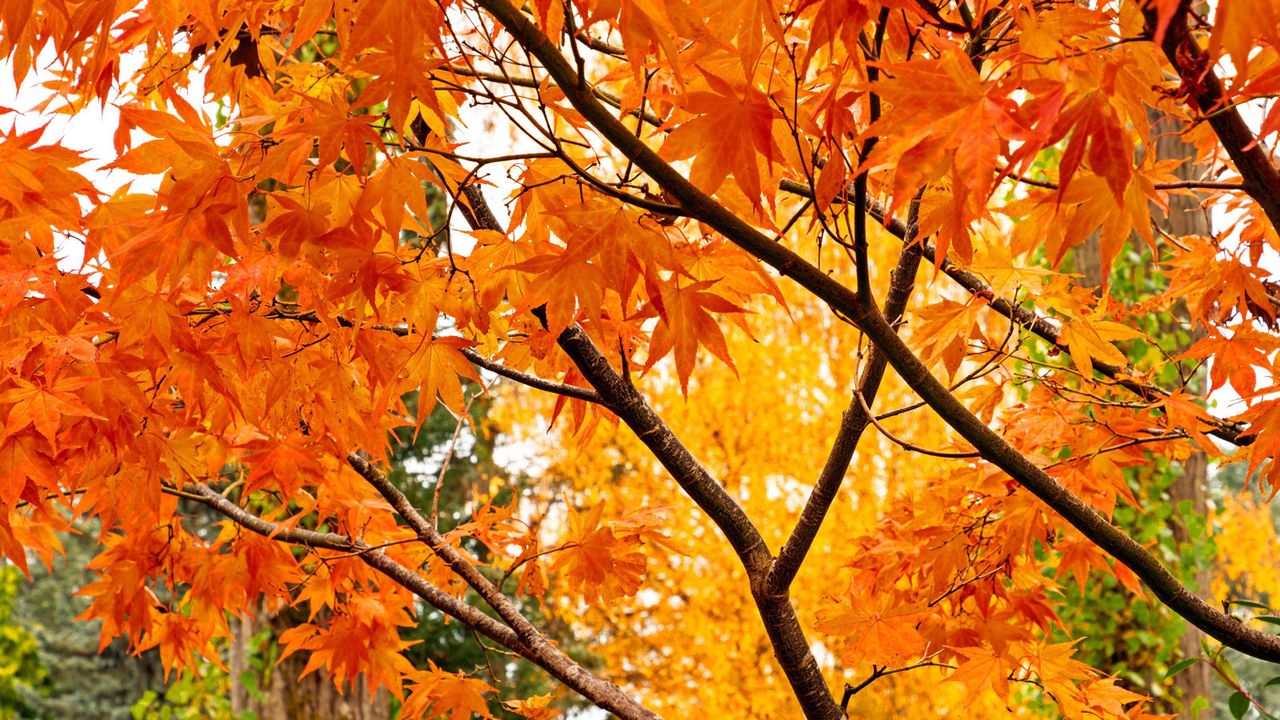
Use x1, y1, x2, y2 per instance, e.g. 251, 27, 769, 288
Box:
7, 0, 1280, 717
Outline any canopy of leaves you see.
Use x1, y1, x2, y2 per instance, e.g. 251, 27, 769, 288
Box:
4, 0, 1280, 719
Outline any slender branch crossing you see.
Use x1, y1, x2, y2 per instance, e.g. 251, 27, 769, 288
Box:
476, 0, 1280, 664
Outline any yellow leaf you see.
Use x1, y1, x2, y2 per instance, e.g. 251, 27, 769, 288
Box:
946, 645, 1011, 705
1058, 315, 1141, 378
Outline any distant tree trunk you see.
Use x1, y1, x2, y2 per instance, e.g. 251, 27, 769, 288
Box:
1068, 107, 1213, 715
1071, 235, 1105, 290
231, 604, 390, 720
1150, 106, 1214, 717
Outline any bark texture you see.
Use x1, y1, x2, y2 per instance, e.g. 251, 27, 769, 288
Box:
1149, 107, 1213, 715
230, 606, 390, 720
477, 0, 1280, 664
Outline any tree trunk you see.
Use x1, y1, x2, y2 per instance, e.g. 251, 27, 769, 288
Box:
231, 604, 391, 720
1071, 234, 1105, 290
1150, 106, 1214, 717
1068, 108, 1213, 715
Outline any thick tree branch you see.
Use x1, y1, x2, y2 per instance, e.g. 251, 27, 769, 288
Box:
847, 304, 1280, 664
1144, 3, 1280, 232
178, 483, 522, 647
548, 322, 772, 569
183, 482, 661, 718
783, 179, 1247, 446
461, 176, 768, 567
345, 454, 662, 720
771, 18, 980, 589
547, 319, 841, 720
459, 164, 840, 718
476, 0, 1280, 664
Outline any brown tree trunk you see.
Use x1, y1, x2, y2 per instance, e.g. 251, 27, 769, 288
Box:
1150, 106, 1214, 717
1068, 108, 1213, 714
1071, 234, 1105, 290
231, 604, 391, 720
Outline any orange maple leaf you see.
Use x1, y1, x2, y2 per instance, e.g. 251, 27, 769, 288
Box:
551, 502, 673, 603
0, 375, 104, 450
401, 662, 496, 720
945, 645, 1012, 705
816, 594, 930, 668
643, 279, 744, 393
660, 68, 781, 204
407, 336, 482, 418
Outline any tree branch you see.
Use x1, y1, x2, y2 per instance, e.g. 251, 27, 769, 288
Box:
460, 347, 606, 405
546, 318, 842, 720
186, 472, 653, 715
461, 176, 770, 566
1000, 168, 1245, 192
1144, 2, 1280, 232
458, 160, 840, 718
177, 483, 519, 645
183, 299, 605, 406
767, 200, 924, 593
181, 481, 661, 718
345, 454, 662, 720
781, 178, 1248, 446
549, 322, 772, 568
849, 302, 1280, 663
476, 0, 1280, 664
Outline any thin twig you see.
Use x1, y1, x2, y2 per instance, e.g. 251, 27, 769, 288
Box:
431, 395, 475, 528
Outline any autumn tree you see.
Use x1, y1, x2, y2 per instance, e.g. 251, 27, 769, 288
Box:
1, 523, 199, 720
5, 0, 1280, 718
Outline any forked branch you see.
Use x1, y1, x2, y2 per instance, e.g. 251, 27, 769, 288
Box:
778, 178, 1249, 446
458, 160, 842, 718
767, 200, 924, 593
178, 482, 661, 719
548, 319, 842, 720
476, 0, 1280, 664
346, 453, 662, 720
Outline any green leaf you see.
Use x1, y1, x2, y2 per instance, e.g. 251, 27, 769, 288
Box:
1265, 676, 1280, 688
1230, 599, 1272, 610
1165, 658, 1199, 678
1258, 616, 1280, 626
1229, 692, 1249, 720
1214, 650, 1244, 686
